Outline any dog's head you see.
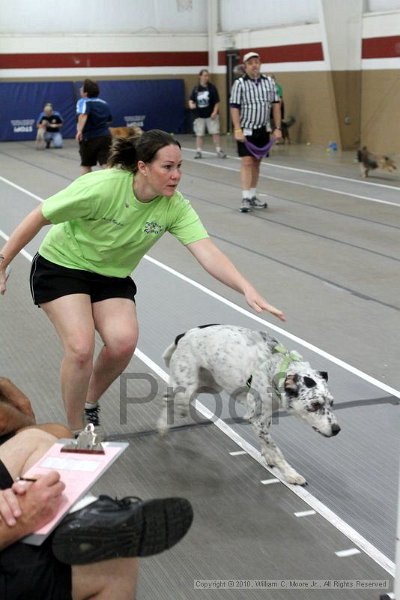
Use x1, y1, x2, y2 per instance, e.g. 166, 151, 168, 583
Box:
281, 369, 340, 437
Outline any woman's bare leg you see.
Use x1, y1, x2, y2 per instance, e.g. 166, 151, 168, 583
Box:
86, 298, 139, 405
41, 294, 96, 430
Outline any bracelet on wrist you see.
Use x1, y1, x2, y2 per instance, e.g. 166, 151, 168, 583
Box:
234, 128, 242, 132
274, 127, 282, 130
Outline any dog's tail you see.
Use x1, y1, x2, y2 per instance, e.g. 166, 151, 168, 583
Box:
162, 342, 177, 368
162, 332, 186, 368
283, 115, 295, 128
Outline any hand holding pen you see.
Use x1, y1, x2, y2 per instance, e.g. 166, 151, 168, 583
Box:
0, 472, 65, 528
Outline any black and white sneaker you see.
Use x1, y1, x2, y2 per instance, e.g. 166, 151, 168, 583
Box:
249, 196, 268, 209
52, 495, 194, 564
84, 404, 100, 427
216, 150, 227, 158
240, 198, 253, 213
194, 151, 202, 159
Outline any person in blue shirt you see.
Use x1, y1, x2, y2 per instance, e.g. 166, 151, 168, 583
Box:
36, 103, 63, 149
76, 79, 112, 175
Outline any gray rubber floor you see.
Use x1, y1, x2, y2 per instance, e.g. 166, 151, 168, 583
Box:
0, 136, 398, 599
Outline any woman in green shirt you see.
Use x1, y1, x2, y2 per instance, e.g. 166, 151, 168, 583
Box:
0, 130, 285, 433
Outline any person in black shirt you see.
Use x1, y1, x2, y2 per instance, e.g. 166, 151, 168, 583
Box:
36, 103, 63, 149
189, 69, 226, 159
76, 79, 113, 175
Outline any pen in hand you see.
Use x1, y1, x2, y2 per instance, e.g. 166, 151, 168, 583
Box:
15, 476, 38, 483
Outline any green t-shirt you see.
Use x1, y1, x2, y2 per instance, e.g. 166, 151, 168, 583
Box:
40, 168, 209, 278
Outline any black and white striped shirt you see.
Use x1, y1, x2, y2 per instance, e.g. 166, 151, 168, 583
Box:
230, 75, 279, 129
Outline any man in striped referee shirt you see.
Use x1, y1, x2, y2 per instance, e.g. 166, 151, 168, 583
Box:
230, 52, 282, 213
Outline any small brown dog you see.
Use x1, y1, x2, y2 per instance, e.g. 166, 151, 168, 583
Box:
35, 124, 46, 150
357, 146, 397, 178
109, 125, 142, 139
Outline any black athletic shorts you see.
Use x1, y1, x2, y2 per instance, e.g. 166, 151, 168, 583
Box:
30, 254, 137, 306
237, 127, 270, 157
0, 460, 72, 600
79, 135, 112, 167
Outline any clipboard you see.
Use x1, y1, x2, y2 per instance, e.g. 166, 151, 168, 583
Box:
21, 439, 128, 546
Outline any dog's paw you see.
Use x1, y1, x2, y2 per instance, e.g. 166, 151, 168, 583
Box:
283, 470, 307, 486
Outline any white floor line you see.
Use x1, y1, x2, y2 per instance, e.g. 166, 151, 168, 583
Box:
294, 510, 316, 518
260, 479, 280, 485
0, 232, 395, 577
0, 175, 44, 202
335, 548, 361, 558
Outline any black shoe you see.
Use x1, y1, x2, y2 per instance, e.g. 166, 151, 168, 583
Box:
84, 404, 100, 427
45, 140, 51, 149
52, 495, 193, 565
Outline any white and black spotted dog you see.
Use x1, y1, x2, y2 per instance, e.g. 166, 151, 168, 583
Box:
157, 324, 340, 485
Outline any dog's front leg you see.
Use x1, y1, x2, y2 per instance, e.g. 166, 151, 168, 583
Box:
157, 384, 192, 435
157, 390, 173, 436
250, 412, 307, 485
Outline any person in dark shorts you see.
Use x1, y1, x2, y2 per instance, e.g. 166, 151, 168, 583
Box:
230, 51, 282, 213
76, 79, 112, 175
0, 130, 285, 434
0, 427, 193, 599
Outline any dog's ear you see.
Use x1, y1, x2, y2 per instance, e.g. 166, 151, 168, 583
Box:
319, 371, 328, 381
284, 373, 299, 395
303, 376, 317, 388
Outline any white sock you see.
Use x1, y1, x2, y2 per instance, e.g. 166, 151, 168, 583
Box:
85, 402, 98, 410
249, 188, 257, 198
242, 190, 251, 199
196, 147, 202, 152
216, 146, 221, 152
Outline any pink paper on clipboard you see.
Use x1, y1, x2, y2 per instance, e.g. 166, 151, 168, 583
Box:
22, 440, 128, 545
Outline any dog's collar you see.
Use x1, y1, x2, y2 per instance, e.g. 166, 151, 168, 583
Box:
245, 342, 303, 398
272, 343, 303, 397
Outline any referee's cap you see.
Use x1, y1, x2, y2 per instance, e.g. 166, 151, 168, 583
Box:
243, 51, 260, 62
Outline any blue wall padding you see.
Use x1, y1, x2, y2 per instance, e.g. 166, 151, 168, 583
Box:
0, 79, 185, 141
0, 82, 77, 141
